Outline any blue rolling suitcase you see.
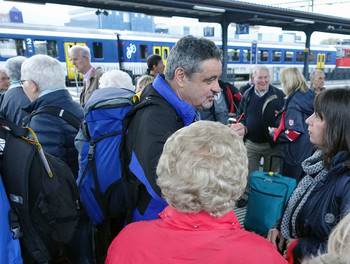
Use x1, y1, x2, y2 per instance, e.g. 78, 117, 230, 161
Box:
244, 159, 297, 236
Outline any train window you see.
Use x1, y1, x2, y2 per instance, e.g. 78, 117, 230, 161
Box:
93, 42, 103, 59
326, 53, 331, 62
243, 49, 255, 62
163, 48, 169, 59
336, 49, 345, 59
33, 40, 59, 57
296, 51, 304, 62
258, 50, 269, 62
272, 51, 281, 62
0, 38, 26, 57
228, 49, 240, 62
347, 51, 350, 59
154, 47, 161, 55
139, 45, 148, 59
284, 51, 294, 62
309, 52, 315, 62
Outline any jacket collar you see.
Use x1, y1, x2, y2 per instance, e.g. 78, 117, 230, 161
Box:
23, 89, 70, 113
159, 206, 242, 231
153, 74, 196, 126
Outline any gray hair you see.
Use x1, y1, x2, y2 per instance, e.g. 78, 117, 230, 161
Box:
252, 65, 270, 77
5, 56, 27, 81
21, 55, 65, 92
156, 121, 248, 218
99, 70, 134, 91
69, 45, 91, 62
165, 35, 222, 81
309, 69, 325, 80
0, 66, 6, 74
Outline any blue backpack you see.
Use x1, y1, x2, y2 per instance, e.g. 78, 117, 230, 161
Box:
76, 88, 141, 226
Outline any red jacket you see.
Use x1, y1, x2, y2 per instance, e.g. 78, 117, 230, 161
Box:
105, 206, 287, 264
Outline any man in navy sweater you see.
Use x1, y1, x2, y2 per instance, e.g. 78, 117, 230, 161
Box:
235, 65, 285, 207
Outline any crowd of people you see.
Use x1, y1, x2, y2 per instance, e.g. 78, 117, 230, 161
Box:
1, 33, 349, 264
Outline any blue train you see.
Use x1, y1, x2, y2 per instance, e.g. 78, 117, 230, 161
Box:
0, 22, 337, 84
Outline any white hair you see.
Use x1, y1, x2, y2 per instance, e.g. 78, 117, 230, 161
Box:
5, 56, 26, 81
252, 65, 270, 77
21, 55, 65, 91
157, 121, 248, 218
69, 45, 91, 62
99, 70, 134, 91
0, 66, 6, 74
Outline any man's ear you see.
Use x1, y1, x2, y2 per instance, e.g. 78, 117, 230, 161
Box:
173, 67, 186, 88
29, 80, 39, 93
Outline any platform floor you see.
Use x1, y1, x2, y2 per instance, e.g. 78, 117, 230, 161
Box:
233, 205, 247, 228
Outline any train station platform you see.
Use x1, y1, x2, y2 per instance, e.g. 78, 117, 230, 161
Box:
233, 205, 247, 228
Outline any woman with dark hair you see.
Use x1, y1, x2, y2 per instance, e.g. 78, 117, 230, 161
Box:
267, 88, 350, 264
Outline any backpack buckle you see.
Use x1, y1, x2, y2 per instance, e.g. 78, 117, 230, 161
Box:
8, 209, 23, 239
10, 226, 23, 239
88, 142, 96, 160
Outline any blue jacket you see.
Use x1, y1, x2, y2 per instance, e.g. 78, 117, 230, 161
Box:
22, 89, 84, 177
0, 174, 22, 264
125, 74, 196, 222
0, 85, 30, 126
293, 151, 350, 261
275, 89, 315, 179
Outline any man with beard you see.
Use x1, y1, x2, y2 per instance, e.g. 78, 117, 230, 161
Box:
124, 35, 223, 222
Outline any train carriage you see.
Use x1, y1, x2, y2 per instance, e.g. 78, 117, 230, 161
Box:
0, 22, 340, 84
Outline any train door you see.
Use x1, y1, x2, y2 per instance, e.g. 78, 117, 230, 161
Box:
64, 42, 86, 81
153, 46, 170, 67
317, 53, 325, 69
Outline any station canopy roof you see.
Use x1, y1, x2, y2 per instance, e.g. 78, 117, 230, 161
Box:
6, 0, 350, 35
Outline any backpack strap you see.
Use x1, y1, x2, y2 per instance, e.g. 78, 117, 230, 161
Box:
26, 106, 81, 130
0, 117, 28, 137
120, 98, 158, 223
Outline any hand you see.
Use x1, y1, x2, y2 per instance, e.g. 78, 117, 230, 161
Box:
268, 126, 276, 135
228, 122, 246, 138
282, 239, 296, 258
267, 228, 286, 252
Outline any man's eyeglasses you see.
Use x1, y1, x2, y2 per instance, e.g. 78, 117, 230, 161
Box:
18, 80, 28, 85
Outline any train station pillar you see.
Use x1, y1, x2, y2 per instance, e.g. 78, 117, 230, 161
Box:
220, 16, 229, 82
303, 28, 313, 81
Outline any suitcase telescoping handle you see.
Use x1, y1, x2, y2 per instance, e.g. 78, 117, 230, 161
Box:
269, 155, 285, 174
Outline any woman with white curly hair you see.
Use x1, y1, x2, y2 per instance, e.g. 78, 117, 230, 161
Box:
99, 70, 134, 91
105, 121, 286, 264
